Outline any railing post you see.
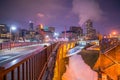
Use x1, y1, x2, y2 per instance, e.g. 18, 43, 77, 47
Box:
0, 74, 3, 80
0, 67, 5, 80
0, 43, 2, 50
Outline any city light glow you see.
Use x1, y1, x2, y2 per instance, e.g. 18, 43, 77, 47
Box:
11, 25, 16, 31
45, 35, 49, 38
112, 31, 117, 35
54, 32, 59, 36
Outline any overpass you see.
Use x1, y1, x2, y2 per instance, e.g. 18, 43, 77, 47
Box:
52, 40, 120, 80
0, 41, 76, 80
0, 41, 119, 80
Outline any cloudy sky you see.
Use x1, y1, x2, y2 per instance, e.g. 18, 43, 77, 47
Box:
0, 0, 120, 34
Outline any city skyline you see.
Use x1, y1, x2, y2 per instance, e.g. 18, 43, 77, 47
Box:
0, 0, 120, 34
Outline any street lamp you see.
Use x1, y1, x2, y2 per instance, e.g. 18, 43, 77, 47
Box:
10, 26, 16, 41
10, 26, 16, 49
54, 32, 59, 39
54, 32, 59, 36
45, 35, 50, 42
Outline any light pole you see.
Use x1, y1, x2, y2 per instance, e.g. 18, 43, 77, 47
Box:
45, 35, 49, 42
54, 32, 59, 40
10, 26, 16, 49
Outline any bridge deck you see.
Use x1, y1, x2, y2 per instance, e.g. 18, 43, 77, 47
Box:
0, 44, 44, 65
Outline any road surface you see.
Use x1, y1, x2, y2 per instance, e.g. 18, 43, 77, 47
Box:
0, 43, 50, 66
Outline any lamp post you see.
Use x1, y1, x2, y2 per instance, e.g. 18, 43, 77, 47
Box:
54, 32, 59, 40
45, 35, 49, 42
10, 26, 16, 49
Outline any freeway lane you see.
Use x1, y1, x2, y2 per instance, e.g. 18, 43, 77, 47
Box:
0, 43, 49, 66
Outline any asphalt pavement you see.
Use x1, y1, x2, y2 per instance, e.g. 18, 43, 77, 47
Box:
0, 43, 49, 66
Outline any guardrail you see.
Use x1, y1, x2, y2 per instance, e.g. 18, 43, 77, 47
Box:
100, 42, 119, 53
99, 38, 119, 53
0, 42, 40, 50
0, 42, 59, 80
41, 42, 60, 80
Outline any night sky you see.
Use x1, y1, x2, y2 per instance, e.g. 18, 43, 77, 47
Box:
0, 0, 120, 34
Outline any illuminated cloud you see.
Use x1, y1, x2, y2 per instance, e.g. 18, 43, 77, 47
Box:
37, 13, 45, 18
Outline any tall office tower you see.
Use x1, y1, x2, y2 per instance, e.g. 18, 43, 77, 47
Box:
29, 21, 34, 31
86, 19, 93, 35
85, 19, 97, 39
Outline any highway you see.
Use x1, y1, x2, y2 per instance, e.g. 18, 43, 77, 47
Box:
0, 43, 50, 66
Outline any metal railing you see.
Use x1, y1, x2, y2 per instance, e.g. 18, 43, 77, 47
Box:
40, 42, 60, 80
0, 42, 59, 80
99, 40, 120, 53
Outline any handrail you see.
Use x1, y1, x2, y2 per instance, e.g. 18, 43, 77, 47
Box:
101, 44, 119, 54
0, 42, 59, 80
40, 42, 60, 80
100, 39, 120, 53
104, 44, 119, 54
